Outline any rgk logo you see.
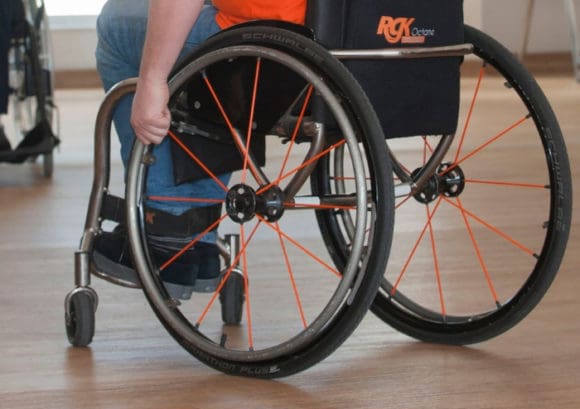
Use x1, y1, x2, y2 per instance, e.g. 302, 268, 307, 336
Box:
376, 16, 416, 44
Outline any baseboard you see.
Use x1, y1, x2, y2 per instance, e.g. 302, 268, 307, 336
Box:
520, 52, 575, 76
459, 52, 574, 77
54, 69, 102, 89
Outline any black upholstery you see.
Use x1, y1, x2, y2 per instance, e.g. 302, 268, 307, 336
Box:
305, 0, 464, 138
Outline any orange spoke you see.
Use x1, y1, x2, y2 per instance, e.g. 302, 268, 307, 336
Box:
257, 215, 341, 278
455, 197, 500, 306
465, 179, 548, 189
167, 130, 228, 192
147, 196, 224, 204
276, 222, 308, 329
425, 203, 446, 317
159, 213, 229, 271
203, 72, 265, 185
196, 221, 262, 328
443, 115, 531, 176
330, 176, 372, 182
240, 225, 254, 350
283, 202, 356, 211
422, 136, 434, 155
395, 194, 413, 209
278, 85, 314, 179
242, 58, 261, 184
454, 64, 486, 163
441, 196, 536, 257
331, 176, 354, 181
397, 162, 411, 175
391, 197, 443, 295
257, 139, 346, 195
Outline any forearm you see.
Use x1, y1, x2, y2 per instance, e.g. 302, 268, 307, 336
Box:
139, 0, 205, 84
131, 0, 205, 145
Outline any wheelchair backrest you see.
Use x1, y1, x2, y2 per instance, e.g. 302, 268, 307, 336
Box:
306, 0, 464, 138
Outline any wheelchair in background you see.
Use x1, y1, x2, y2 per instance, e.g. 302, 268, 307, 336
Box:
1, 0, 59, 177
65, 0, 572, 378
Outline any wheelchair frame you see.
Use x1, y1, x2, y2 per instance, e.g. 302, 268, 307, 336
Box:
65, 6, 572, 378
0, 0, 58, 177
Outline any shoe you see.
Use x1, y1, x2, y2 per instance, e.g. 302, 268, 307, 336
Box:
0, 126, 11, 151
92, 225, 136, 285
92, 225, 222, 299
149, 237, 222, 293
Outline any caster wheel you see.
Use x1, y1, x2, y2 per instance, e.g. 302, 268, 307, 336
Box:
65, 290, 95, 347
219, 270, 245, 325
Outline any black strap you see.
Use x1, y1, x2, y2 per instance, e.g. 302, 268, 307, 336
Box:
101, 194, 126, 224
144, 204, 222, 238
101, 194, 222, 238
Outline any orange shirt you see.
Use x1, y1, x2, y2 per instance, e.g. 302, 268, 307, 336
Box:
212, 0, 306, 29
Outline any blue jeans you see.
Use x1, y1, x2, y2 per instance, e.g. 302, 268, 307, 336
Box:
96, 0, 229, 242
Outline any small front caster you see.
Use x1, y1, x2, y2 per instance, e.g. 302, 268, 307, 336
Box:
65, 289, 96, 347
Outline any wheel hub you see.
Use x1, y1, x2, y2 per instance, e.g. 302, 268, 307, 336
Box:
225, 184, 285, 223
412, 162, 466, 204
438, 162, 465, 198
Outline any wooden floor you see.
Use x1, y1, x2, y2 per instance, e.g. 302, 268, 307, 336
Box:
0, 74, 579, 409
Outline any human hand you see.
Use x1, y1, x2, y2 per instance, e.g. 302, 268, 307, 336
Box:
130, 78, 170, 145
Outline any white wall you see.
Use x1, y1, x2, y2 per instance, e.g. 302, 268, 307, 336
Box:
464, 0, 483, 29
49, 16, 98, 71
49, 0, 575, 71
481, 0, 572, 54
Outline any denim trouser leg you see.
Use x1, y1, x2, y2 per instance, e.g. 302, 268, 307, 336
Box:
95, 0, 228, 242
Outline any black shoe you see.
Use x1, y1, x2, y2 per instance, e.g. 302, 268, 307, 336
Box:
0, 127, 11, 151
149, 239, 222, 292
92, 225, 138, 285
92, 225, 222, 299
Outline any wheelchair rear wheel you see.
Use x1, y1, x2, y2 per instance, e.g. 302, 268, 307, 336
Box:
316, 25, 572, 345
125, 25, 394, 377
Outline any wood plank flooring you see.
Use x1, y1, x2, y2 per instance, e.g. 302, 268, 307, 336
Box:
0, 74, 579, 409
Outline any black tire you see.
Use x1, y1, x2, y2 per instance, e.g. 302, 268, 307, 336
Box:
65, 291, 95, 347
125, 24, 394, 378
31, 1, 57, 177
367, 26, 572, 344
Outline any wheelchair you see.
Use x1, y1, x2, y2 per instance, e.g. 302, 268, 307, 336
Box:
65, 0, 572, 378
1, 0, 59, 177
